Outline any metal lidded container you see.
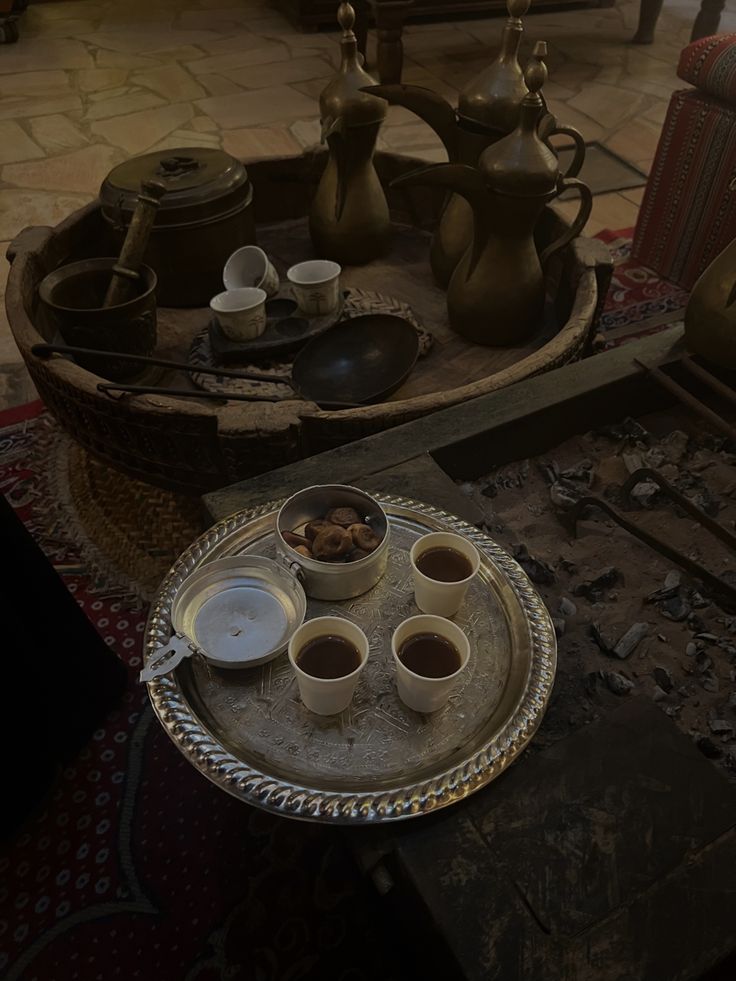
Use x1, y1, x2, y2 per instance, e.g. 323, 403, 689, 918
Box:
276, 485, 390, 601
100, 148, 256, 308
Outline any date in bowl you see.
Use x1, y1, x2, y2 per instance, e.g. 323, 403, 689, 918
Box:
276, 484, 390, 600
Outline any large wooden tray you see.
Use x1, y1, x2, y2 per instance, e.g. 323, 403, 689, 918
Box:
5, 149, 611, 495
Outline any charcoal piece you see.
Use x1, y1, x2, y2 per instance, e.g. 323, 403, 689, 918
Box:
647, 584, 680, 604
661, 430, 689, 463
659, 595, 691, 622
559, 558, 577, 575
703, 674, 721, 693
696, 652, 713, 673
613, 623, 650, 659
697, 736, 723, 759
692, 489, 720, 517
542, 461, 560, 484
630, 480, 660, 507
653, 666, 674, 693
559, 597, 577, 617
512, 545, 555, 585
574, 567, 620, 601
605, 671, 635, 696
623, 451, 646, 475
688, 614, 706, 633
481, 482, 497, 499
589, 623, 612, 653
561, 460, 593, 484
549, 479, 581, 509
596, 417, 649, 443
709, 720, 735, 736
689, 591, 710, 609
686, 642, 697, 656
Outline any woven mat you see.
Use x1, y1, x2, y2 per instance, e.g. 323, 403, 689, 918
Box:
53, 429, 204, 601
187, 287, 433, 398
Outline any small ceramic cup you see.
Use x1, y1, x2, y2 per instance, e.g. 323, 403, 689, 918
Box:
288, 615, 369, 716
392, 614, 470, 713
223, 245, 280, 297
286, 260, 341, 317
210, 287, 267, 341
410, 532, 480, 618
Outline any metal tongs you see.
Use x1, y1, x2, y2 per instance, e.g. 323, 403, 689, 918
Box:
561, 467, 736, 611
139, 633, 203, 683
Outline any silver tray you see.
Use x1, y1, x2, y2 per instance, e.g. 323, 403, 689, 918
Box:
145, 495, 556, 824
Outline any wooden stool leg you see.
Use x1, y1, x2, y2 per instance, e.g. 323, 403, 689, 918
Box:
691, 0, 725, 41
370, 0, 413, 84
631, 0, 664, 44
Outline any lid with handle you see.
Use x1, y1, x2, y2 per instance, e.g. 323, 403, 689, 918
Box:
99, 147, 251, 227
479, 42, 560, 198
457, 0, 530, 135
319, 2, 386, 129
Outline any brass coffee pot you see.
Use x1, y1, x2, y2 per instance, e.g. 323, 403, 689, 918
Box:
393, 45, 592, 347
309, 2, 391, 265
365, 0, 585, 287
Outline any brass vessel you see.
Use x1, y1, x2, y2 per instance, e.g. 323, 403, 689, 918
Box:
309, 2, 391, 265
393, 44, 592, 347
365, 0, 586, 287
685, 238, 736, 368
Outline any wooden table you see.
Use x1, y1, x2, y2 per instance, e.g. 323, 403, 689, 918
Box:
203, 325, 736, 980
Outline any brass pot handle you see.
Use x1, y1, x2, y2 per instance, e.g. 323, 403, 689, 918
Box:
547, 124, 586, 178
539, 177, 593, 269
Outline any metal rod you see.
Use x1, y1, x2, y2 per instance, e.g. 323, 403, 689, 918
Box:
633, 357, 736, 441
623, 467, 736, 553
566, 494, 736, 610
31, 343, 290, 386
98, 383, 281, 403
97, 383, 359, 410
681, 354, 736, 408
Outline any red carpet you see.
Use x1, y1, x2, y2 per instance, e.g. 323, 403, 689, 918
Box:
0, 229, 687, 980
0, 404, 404, 981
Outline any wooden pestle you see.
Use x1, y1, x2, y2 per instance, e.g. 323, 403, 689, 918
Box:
103, 179, 166, 309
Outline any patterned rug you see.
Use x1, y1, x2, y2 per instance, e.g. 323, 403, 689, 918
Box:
0, 227, 688, 981
595, 227, 689, 347
0, 404, 409, 981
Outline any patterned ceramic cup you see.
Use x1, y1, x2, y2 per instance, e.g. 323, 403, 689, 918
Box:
286, 260, 341, 317
210, 287, 267, 341
223, 246, 280, 297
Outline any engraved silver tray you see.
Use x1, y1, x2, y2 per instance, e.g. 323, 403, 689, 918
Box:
145, 496, 556, 824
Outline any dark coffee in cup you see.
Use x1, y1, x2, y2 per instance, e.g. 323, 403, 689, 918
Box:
416, 547, 473, 583
398, 633, 461, 678
296, 635, 361, 679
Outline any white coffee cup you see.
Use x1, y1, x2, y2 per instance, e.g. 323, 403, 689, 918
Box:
288, 615, 369, 716
210, 287, 267, 341
410, 532, 480, 618
392, 614, 470, 713
223, 245, 279, 297
286, 260, 341, 317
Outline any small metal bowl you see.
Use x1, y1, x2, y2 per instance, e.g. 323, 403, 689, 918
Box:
171, 555, 306, 668
276, 484, 390, 601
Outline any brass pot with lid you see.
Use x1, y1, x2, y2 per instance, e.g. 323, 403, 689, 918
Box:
100, 147, 256, 308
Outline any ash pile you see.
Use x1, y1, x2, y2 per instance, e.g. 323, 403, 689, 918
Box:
462, 412, 736, 778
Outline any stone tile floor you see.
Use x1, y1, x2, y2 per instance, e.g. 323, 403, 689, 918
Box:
0, 0, 724, 410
